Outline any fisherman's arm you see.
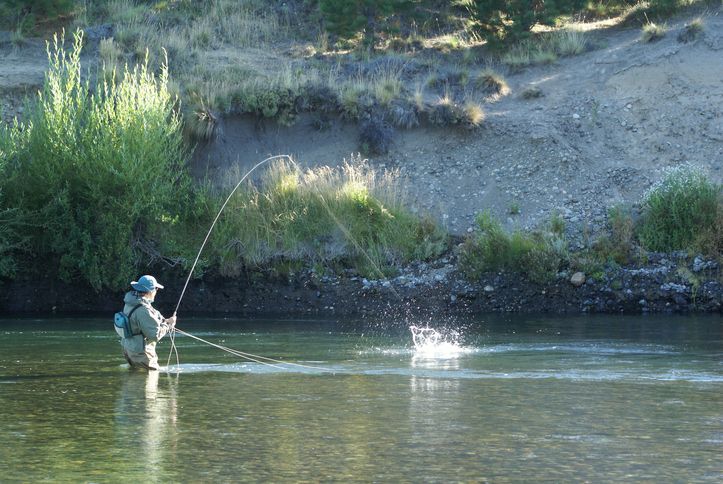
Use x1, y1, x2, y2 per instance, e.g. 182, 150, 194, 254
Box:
138, 308, 174, 342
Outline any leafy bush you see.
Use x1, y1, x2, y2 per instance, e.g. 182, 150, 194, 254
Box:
0, 124, 25, 277
0, 30, 190, 290
637, 165, 721, 253
461, 211, 567, 283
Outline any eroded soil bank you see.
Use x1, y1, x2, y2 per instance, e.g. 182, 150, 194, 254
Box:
1, 250, 719, 317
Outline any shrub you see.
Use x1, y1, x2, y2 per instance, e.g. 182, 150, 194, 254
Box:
637, 165, 721, 253
359, 117, 394, 154
521, 86, 543, 99
641, 22, 667, 42
0, 30, 190, 290
1, 0, 77, 32
461, 211, 567, 283
0, 124, 25, 277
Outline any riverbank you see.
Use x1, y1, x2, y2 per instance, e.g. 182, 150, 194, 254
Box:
1, 249, 719, 317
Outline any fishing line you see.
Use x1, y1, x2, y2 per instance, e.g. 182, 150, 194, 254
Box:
166, 154, 295, 368
166, 153, 405, 369
172, 328, 334, 372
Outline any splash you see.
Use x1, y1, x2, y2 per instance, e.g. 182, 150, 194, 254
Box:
409, 325, 468, 359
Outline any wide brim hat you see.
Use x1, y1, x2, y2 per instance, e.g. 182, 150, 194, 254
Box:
131, 275, 164, 292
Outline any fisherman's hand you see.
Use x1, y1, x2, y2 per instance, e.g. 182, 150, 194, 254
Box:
166, 315, 177, 327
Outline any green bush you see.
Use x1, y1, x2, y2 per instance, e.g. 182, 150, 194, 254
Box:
638, 165, 721, 253
0, 30, 190, 290
0, 123, 25, 277
460, 211, 567, 283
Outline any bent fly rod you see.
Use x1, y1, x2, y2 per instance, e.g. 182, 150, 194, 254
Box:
165, 154, 298, 369
173, 154, 295, 316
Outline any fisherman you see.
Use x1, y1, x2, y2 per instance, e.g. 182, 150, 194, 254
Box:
120, 275, 177, 370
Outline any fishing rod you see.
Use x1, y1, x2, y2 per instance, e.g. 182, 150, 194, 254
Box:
166, 154, 295, 368
165, 153, 405, 369
173, 154, 295, 316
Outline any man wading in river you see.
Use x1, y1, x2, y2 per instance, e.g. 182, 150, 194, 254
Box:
120, 275, 177, 370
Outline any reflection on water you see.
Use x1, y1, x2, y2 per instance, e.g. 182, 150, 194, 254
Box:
115, 372, 178, 480
0, 315, 720, 481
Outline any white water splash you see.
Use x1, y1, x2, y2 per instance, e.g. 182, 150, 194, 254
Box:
409, 325, 470, 359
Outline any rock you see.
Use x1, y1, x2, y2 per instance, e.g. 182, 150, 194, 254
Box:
660, 282, 687, 293
570, 272, 586, 287
484, 285, 495, 293
692, 256, 717, 272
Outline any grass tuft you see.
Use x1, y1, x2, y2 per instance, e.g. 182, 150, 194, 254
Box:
474, 68, 510, 96
641, 22, 667, 42
463, 101, 485, 128
677, 17, 704, 43
202, 158, 447, 277
502, 29, 587, 68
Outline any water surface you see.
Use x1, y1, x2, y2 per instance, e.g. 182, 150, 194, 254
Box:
0, 315, 721, 482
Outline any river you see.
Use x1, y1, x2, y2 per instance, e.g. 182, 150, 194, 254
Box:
0, 315, 720, 482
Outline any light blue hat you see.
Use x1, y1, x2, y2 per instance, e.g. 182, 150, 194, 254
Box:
131, 275, 165, 292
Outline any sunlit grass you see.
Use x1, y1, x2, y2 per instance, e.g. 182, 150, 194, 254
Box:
641, 22, 667, 42
474, 68, 510, 96
202, 157, 447, 277
502, 29, 587, 68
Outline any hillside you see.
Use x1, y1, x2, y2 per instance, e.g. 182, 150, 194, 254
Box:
1, 6, 720, 234
0, 2, 720, 315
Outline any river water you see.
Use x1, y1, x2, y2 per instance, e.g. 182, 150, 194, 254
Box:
0, 315, 720, 482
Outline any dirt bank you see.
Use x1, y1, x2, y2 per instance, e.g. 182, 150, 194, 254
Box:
1, 249, 719, 317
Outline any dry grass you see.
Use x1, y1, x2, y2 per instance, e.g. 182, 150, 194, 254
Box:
502, 29, 587, 68
641, 22, 667, 42
99, 37, 122, 67
474, 68, 510, 96
678, 17, 704, 43
463, 101, 485, 127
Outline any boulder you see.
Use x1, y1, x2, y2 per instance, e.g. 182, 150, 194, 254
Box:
570, 272, 586, 287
